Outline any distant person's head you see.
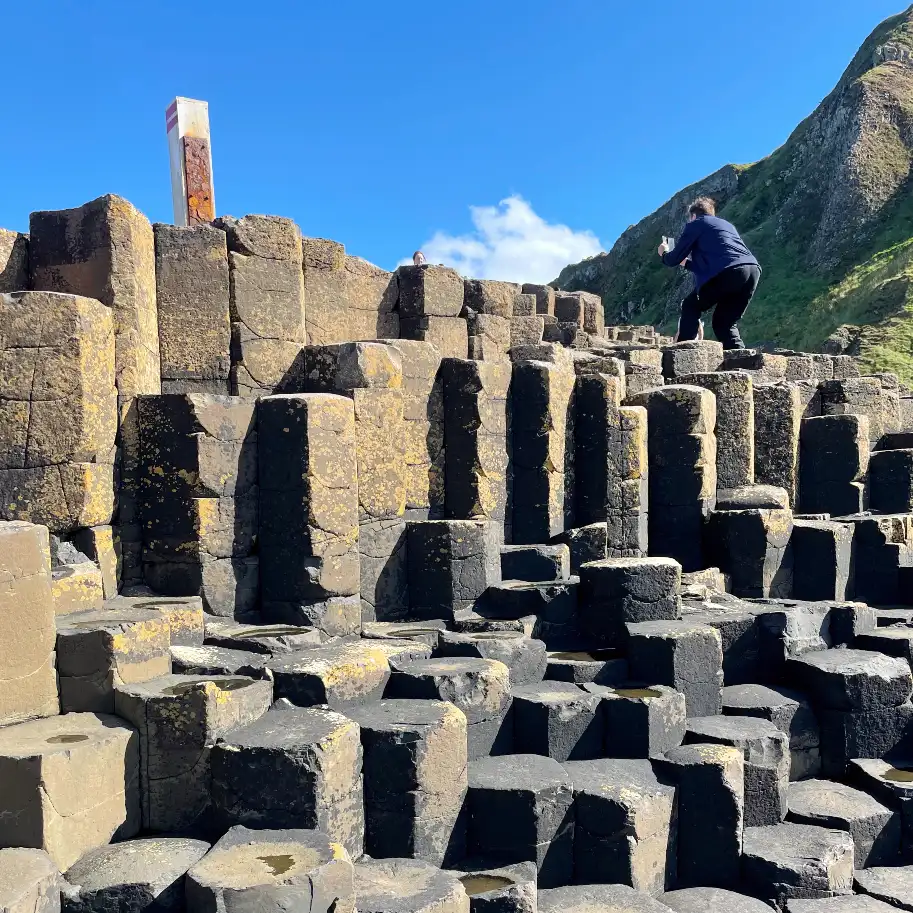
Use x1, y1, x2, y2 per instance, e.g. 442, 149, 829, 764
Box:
688, 197, 716, 221
413, 251, 426, 266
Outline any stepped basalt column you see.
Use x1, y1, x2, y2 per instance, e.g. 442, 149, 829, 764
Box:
511, 357, 576, 544
29, 195, 160, 585
441, 358, 511, 536
302, 342, 408, 623
397, 264, 468, 359
388, 339, 446, 521
258, 393, 361, 635
217, 215, 306, 397
153, 222, 232, 394
628, 385, 716, 571
0, 521, 58, 726
574, 369, 648, 556
678, 371, 754, 491
0, 291, 117, 534
305, 237, 398, 345
138, 393, 258, 619
753, 382, 802, 507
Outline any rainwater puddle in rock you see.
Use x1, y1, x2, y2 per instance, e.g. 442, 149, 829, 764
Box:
258, 854, 296, 876
163, 677, 252, 696
460, 875, 513, 896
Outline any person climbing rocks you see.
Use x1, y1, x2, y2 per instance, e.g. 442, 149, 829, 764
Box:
658, 197, 761, 350
413, 250, 426, 266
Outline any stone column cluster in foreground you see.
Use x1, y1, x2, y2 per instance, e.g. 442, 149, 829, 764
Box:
3, 202, 913, 912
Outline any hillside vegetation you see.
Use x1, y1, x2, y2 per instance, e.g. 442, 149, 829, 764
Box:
555, 7, 913, 382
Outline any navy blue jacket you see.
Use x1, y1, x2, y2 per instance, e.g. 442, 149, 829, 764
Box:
661, 215, 759, 289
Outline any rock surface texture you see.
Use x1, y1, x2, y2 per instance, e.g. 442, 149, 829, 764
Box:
5, 186, 913, 912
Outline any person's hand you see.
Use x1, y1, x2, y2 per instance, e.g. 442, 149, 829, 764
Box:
658, 240, 670, 257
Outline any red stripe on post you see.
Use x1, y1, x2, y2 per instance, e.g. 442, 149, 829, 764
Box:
165, 100, 178, 118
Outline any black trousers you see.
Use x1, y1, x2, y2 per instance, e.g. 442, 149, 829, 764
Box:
679, 264, 761, 350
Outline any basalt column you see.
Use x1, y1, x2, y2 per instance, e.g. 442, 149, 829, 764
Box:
29, 195, 160, 585
302, 342, 408, 623
138, 393, 259, 619
258, 393, 361, 636
511, 358, 576, 544
628, 385, 716, 572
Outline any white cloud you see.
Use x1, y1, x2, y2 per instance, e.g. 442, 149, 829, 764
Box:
402, 196, 603, 283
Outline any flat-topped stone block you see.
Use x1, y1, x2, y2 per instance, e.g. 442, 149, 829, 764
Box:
386, 657, 511, 759
186, 825, 355, 913
704, 506, 794, 599
268, 640, 392, 710
716, 485, 789, 510
545, 648, 628, 686
784, 897, 905, 913
787, 649, 913, 712
453, 860, 536, 913
501, 544, 570, 582
354, 858, 468, 913
791, 519, 852, 602
855, 866, 913, 912
210, 706, 365, 857
685, 715, 789, 825
661, 887, 774, 913
347, 700, 467, 866
104, 595, 205, 648
538, 883, 673, 913
0, 713, 139, 870
585, 683, 686, 758
204, 619, 324, 654
364, 620, 446, 649
656, 744, 744, 888
626, 620, 724, 717
856, 626, 913, 667
0, 521, 58, 726
114, 673, 272, 833
511, 682, 603, 761
170, 643, 269, 677
722, 683, 821, 780
62, 837, 210, 913
787, 778, 900, 867
467, 754, 573, 888
741, 821, 854, 903
407, 520, 501, 620
820, 703, 913, 777
436, 630, 547, 686
579, 557, 681, 644
564, 757, 676, 893
56, 607, 172, 713
0, 848, 61, 913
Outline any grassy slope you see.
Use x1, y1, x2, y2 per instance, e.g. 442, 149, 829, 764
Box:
573, 8, 913, 382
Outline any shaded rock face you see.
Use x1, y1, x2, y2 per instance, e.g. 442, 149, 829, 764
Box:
555, 9, 913, 380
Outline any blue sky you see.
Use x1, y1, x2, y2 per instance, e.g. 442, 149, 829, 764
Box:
1, 1, 907, 281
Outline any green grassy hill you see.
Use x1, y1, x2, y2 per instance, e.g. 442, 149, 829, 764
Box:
555, 7, 913, 382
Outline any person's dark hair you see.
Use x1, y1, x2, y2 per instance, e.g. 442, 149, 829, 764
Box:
689, 197, 716, 217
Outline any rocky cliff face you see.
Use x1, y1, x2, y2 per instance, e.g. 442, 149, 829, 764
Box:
557, 7, 913, 380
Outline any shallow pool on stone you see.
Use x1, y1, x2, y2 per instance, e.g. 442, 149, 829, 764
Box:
551, 650, 622, 662
163, 677, 253, 695
386, 627, 440, 637
460, 874, 514, 895
46, 734, 89, 744
614, 688, 663, 699
233, 627, 308, 638
884, 766, 913, 782
257, 854, 296, 876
